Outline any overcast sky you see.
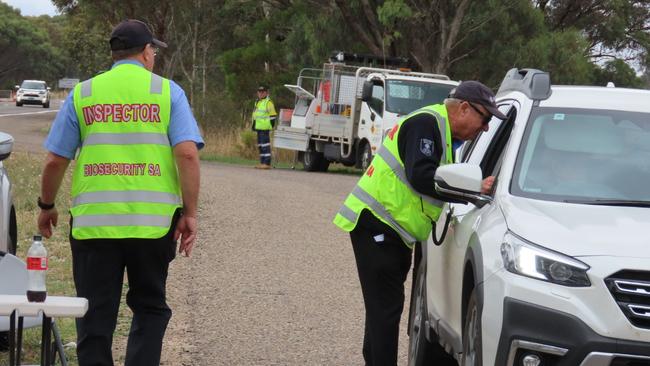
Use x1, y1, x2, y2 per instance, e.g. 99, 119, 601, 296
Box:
2, 0, 58, 16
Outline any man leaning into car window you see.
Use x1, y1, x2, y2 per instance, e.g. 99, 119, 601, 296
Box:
333, 81, 506, 366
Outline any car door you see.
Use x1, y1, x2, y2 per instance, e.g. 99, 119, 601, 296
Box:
426, 102, 518, 342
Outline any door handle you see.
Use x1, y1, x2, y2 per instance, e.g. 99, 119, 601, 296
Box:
370, 112, 375, 121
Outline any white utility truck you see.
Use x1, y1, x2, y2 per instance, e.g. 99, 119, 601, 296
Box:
273, 53, 458, 171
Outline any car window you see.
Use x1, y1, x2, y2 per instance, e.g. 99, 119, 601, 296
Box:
511, 107, 650, 202
459, 103, 513, 165
385, 80, 454, 115
21, 81, 46, 90
367, 83, 384, 116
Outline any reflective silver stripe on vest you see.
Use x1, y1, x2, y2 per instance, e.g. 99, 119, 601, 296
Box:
72, 190, 181, 207
376, 148, 444, 207
351, 186, 417, 243
150, 74, 163, 94
73, 214, 170, 228
80, 79, 92, 98
428, 109, 449, 163
337, 204, 358, 223
82, 133, 170, 146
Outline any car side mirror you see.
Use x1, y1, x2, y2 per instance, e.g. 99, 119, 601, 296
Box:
14, 85, 19, 90
361, 81, 373, 102
0, 132, 14, 162
434, 164, 493, 208
46, 87, 51, 91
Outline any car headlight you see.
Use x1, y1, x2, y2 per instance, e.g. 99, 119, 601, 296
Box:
39, 91, 45, 95
500, 231, 591, 287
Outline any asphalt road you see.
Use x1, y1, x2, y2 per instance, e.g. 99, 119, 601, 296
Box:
0, 100, 413, 365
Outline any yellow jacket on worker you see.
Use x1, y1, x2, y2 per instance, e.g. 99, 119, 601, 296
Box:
252, 97, 277, 130
333, 104, 453, 247
70, 63, 181, 240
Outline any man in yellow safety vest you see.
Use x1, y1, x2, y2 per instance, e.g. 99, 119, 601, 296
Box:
252, 85, 277, 169
37, 19, 204, 366
333, 81, 506, 366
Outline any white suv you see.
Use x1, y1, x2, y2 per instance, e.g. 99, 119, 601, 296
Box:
15, 80, 51, 108
408, 69, 650, 365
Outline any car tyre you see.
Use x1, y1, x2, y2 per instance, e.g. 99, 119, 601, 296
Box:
408, 259, 457, 366
8, 205, 17, 255
15, 102, 22, 107
43, 101, 50, 108
461, 289, 482, 366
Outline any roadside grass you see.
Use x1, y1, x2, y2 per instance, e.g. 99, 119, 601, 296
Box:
200, 126, 362, 175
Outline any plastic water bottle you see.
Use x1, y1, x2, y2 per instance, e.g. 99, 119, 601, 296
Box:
26, 235, 47, 302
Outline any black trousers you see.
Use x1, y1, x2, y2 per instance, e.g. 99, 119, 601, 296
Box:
351, 210, 413, 366
70, 213, 178, 366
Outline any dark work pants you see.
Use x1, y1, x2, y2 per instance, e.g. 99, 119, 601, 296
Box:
70, 213, 178, 366
257, 130, 271, 164
350, 212, 413, 366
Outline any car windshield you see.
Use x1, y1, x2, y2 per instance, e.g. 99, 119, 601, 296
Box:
385, 80, 454, 115
21, 81, 46, 90
511, 107, 650, 203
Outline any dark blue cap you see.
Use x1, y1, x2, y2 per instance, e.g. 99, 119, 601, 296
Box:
109, 19, 168, 51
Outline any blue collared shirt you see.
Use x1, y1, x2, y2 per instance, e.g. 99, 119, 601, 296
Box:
44, 60, 204, 159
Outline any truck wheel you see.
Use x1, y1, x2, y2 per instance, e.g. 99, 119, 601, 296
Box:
358, 142, 373, 171
461, 289, 482, 366
302, 148, 325, 172
408, 260, 456, 366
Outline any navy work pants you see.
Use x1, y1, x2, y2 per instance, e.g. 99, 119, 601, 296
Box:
70, 212, 179, 366
257, 130, 271, 165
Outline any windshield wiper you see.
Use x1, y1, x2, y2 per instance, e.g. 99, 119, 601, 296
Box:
563, 199, 650, 207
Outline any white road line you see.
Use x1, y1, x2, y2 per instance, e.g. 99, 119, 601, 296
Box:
0, 110, 60, 118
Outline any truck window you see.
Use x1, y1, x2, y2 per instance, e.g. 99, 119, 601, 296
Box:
386, 80, 455, 115
368, 83, 384, 116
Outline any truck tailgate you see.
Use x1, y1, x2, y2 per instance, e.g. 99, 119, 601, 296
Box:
273, 127, 310, 151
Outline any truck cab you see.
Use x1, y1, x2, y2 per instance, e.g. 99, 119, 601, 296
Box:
359, 74, 457, 169
274, 55, 458, 172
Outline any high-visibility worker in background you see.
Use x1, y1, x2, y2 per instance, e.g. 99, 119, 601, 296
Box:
333, 81, 506, 366
252, 85, 277, 169
37, 19, 204, 366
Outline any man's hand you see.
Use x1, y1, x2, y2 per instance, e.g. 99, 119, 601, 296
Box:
38, 208, 58, 239
174, 215, 197, 257
481, 176, 495, 195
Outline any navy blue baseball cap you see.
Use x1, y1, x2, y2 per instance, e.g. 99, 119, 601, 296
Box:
109, 19, 168, 51
449, 81, 506, 120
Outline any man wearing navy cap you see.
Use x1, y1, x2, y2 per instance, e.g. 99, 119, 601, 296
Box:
333, 80, 505, 365
38, 19, 204, 366
252, 85, 277, 169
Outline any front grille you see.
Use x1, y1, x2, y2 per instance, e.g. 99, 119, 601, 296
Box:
605, 270, 650, 329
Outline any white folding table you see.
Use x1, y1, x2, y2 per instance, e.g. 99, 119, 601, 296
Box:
0, 295, 88, 366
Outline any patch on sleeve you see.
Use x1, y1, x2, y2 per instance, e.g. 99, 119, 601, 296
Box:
419, 138, 434, 157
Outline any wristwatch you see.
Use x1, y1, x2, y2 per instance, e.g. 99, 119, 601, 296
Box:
37, 197, 55, 210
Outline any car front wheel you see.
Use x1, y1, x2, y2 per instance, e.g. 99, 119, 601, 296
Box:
461, 289, 482, 366
408, 260, 457, 366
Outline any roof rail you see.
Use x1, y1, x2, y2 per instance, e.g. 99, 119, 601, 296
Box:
496, 68, 551, 100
